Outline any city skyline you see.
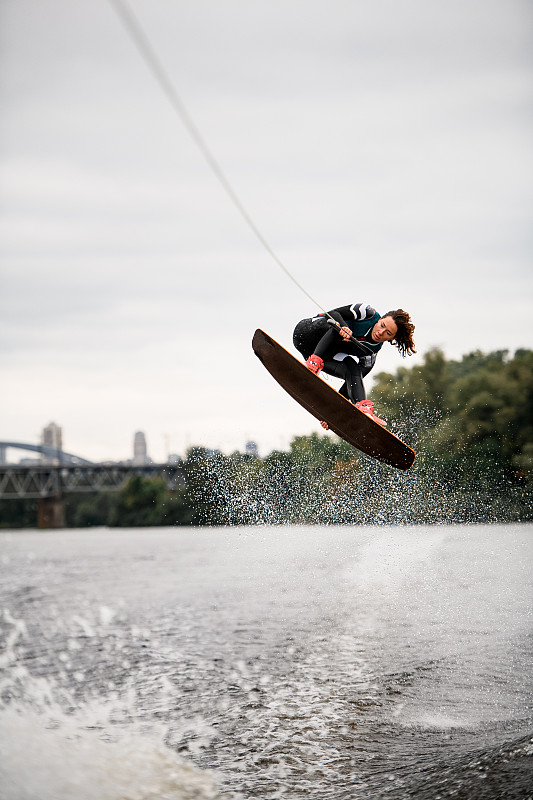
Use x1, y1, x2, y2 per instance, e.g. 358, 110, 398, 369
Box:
0, 422, 259, 464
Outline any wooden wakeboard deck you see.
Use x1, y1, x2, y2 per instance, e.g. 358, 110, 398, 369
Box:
252, 328, 415, 470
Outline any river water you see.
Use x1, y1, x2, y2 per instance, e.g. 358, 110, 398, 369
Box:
0, 524, 532, 799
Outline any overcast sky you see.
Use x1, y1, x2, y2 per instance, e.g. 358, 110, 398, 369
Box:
1, 0, 532, 463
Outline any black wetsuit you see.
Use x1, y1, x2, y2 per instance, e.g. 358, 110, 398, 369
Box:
293, 303, 383, 403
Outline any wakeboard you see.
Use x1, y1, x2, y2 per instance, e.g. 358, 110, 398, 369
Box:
252, 328, 415, 470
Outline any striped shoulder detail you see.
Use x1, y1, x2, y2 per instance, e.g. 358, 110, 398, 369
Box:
349, 302, 376, 320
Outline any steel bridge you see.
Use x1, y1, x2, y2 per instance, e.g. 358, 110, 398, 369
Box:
0, 441, 94, 466
0, 442, 185, 528
0, 463, 184, 500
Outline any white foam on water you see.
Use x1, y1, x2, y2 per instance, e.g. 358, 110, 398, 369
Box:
0, 610, 28, 668
0, 602, 236, 800
99, 605, 117, 626
348, 526, 449, 595
392, 705, 473, 730
0, 704, 231, 800
0, 617, 234, 800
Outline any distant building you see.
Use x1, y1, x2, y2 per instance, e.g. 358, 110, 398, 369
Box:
41, 422, 63, 464
245, 440, 259, 457
133, 431, 151, 465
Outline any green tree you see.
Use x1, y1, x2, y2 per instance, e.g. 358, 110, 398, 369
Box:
0, 498, 37, 528
108, 475, 167, 527
67, 492, 115, 527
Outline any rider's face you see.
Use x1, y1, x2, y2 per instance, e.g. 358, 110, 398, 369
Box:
371, 316, 398, 343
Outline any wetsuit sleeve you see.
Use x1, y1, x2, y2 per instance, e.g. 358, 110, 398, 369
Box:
330, 303, 376, 323
326, 309, 347, 328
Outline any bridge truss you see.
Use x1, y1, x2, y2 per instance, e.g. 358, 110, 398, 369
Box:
0, 464, 185, 500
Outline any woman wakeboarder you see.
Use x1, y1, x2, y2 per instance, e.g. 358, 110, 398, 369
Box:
293, 303, 416, 427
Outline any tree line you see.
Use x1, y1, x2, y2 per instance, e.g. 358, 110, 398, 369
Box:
1, 348, 532, 528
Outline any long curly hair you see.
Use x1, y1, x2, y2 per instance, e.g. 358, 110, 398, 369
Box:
384, 309, 416, 357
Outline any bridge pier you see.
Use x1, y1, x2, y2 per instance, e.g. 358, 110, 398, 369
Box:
38, 494, 65, 529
